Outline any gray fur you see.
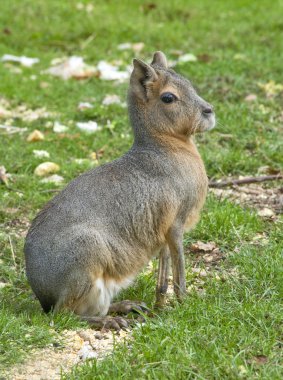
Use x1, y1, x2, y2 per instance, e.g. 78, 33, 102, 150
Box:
24, 51, 215, 315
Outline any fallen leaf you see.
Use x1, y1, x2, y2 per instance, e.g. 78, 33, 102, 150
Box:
102, 94, 124, 106
0, 98, 52, 122
245, 94, 257, 102
76, 121, 100, 133
132, 42, 145, 53
0, 106, 10, 118
257, 208, 275, 217
197, 53, 212, 63
41, 174, 64, 184
191, 268, 208, 277
27, 130, 45, 142
117, 42, 144, 53
34, 162, 60, 177
190, 241, 217, 252
248, 355, 268, 365
117, 42, 132, 50
141, 3, 157, 12
40, 81, 50, 89
257, 166, 281, 175
76, 2, 94, 12
97, 61, 130, 81
170, 50, 184, 57
53, 121, 69, 133
177, 53, 198, 63
3, 28, 11, 35
78, 102, 93, 110
33, 149, 50, 158
73, 158, 91, 165
44, 56, 97, 80
89, 152, 97, 160
1, 54, 39, 67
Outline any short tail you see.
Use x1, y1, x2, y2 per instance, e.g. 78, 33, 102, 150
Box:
38, 296, 55, 313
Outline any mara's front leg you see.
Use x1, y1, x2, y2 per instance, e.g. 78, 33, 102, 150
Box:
166, 227, 186, 301
155, 245, 170, 308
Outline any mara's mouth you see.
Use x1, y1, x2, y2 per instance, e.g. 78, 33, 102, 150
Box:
200, 113, 216, 132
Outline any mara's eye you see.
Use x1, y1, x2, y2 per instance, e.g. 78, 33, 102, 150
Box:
160, 92, 177, 104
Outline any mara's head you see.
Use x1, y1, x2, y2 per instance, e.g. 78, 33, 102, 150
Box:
128, 51, 215, 141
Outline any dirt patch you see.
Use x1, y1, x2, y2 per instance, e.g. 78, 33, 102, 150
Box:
210, 184, 283, 217
6, 328, 130, 380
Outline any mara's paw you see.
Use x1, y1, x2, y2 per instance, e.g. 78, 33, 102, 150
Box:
81, 316, 133, 331
108, 300, 149, 315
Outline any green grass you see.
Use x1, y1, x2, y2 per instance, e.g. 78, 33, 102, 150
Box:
0, 0, 283, 378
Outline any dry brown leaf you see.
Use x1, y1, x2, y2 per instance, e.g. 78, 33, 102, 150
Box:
117, 42, 144, 53
97, 61, 130, 81
34, 162, 60, 177
248, 355, 268, 365
27, 129, 45, 142
257, 208, 275, 217
53, 121, 69, 133
41, 174, 64, 184
244, 94, 257, 102
197, 53, 212, 63
44, 56, 98, 80
76, 121, 100, 133
33, 149, 50, 159
102, 94, 123, 106
190, 241, 217, 252
78, 102, 93, 110
1, 54, 39, 67
191, 268, 208, 277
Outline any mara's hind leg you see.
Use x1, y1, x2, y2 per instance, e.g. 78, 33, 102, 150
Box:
155, 245, 170, 308
166, 227, 186, 301
74, 275, 142, 330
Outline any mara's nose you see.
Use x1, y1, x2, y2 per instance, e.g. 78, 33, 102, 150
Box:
202, 106, 213, 115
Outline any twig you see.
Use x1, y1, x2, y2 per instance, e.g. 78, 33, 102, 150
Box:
8, 235, 17, 268
209, 174, 283, 188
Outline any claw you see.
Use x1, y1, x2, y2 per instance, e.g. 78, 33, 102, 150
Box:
81, 316, 130, 331
108, 300, 149, 315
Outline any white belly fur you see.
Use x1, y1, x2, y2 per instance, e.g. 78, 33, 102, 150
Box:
75, 276, 134, 317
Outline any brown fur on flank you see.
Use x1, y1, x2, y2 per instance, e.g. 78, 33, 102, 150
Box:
24, 51, 215, 322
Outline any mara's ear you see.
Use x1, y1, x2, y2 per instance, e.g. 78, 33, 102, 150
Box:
130, 58, 158, 101
151, 51, 168, 69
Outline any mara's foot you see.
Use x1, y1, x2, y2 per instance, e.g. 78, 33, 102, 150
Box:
155, 294, 167, 309
81, 316, 132, 331
108, 300, 149, 315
